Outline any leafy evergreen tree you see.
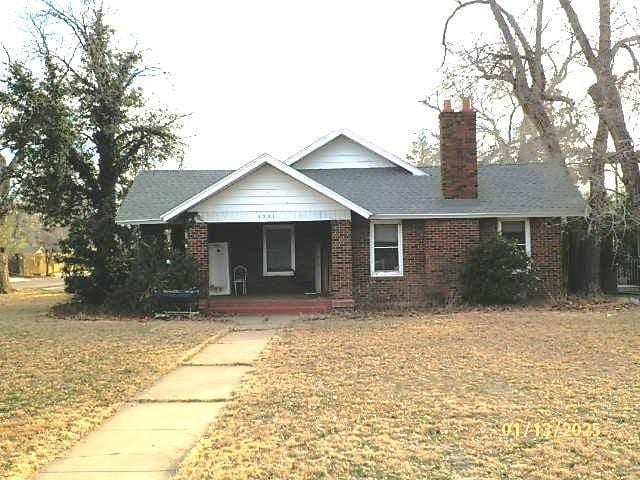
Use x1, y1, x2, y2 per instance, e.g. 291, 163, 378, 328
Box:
0, 1, 182, 303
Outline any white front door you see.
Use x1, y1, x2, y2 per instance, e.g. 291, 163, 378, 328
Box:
208, 242, 230, 295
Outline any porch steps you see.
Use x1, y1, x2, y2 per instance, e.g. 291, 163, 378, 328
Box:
201, 298, 332, 315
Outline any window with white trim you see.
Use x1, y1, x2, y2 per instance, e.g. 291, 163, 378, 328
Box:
263, 224, 295, 276
498, 219, 531, 256
370, 221, 403, 276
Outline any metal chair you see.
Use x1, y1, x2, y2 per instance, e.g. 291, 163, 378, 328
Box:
233, 265, 248, 296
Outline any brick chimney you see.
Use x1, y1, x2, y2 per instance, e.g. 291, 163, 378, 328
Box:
439, 97, 478, 199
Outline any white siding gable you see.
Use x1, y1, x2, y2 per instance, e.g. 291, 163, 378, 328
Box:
292, 135, 397, 170
189, 165, 351, 223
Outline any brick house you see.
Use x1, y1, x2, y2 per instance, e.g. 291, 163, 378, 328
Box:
117, 99, 585, 312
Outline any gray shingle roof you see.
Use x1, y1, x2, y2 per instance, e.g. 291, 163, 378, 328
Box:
116, 162, 585, 223
117, 170, 232, 222
302, 163, 585, 217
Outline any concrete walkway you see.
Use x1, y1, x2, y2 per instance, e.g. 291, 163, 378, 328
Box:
34, 315, 293, 479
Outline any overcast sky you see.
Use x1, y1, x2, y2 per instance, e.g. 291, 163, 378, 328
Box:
4, 1, 616, 172
3, 1, 492, 169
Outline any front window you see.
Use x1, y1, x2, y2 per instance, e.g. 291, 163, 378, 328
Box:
370, 221, 403, 276
498, 219, 531, 255
263, 224, 295, 276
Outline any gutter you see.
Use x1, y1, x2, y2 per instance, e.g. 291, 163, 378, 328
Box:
372, 211, 587, 220
115, 218, 166, 225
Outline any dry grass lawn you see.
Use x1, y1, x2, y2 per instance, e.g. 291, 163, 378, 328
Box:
0, 290, 225, 480
175, 308, 640, 480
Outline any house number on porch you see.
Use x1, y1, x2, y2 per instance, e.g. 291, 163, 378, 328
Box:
258, 213, 277, 220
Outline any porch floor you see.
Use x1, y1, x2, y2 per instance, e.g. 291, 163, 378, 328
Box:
201, 294, 332, 315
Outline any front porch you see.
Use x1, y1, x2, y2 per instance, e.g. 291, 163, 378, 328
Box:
201, 293, 332, 315
184, 219, 355, 312
206, 221, 330, 296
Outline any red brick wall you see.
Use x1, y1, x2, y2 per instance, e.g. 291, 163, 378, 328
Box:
352, 216, 427, 306
530, 217, 563, 296
351, 218, 484, 306
424, 219, 480, 301
329, 219, 353, 307
440, 107, 478, 199
186, 223, 209, 293
184, 216, 564, 305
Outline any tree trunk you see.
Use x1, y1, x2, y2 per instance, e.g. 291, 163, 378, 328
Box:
0, 247, 13, 294
521, 98, 565, 161
0, 154, 13, 294
486, 0, 566, 164
559, 0, 640, 207
584, 118, 609, 295
590, 0, 640, 205
588, 81, 640, 206
582, 235, 601, 294
89, 127, 120, 304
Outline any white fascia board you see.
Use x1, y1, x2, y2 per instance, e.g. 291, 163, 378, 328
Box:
115, 218, 165, 225
285, 128, 427, 177
160, 153, 372, 221
372, 211, 586, 219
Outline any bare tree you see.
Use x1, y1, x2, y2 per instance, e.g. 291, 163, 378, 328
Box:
443, 0, 575, 164
439, 0, 640, 294
417, 47, 591, 170
554, 0, 640, 293
559, 0, 640, 208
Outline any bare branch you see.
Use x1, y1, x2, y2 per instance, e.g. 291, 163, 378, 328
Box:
611, 35, 640, 59
441, 0, 489, 66
534, 0, 544, 81
0, 43, 12, 65
541, 93, 575, 105
487, 1, 528, 88
557, 0, 598, 69
419, 93, 441, 113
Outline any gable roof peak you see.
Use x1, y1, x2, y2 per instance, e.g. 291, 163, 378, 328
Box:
285, 129, 427, 176
253, 152, 279, 162
157, 148, 371, 222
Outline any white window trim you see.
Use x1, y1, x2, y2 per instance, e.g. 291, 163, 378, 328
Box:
498, 218, 531, 256
263, 224, 296, 276
370, 220, 404, 277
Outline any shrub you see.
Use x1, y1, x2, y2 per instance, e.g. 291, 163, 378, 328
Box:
461, 237, 537, 304
106, 239, 199, 313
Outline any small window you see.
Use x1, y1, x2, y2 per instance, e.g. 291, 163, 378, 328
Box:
370, 221, 403, 276
263, 224, 295, 276
498, 219, 531, 256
